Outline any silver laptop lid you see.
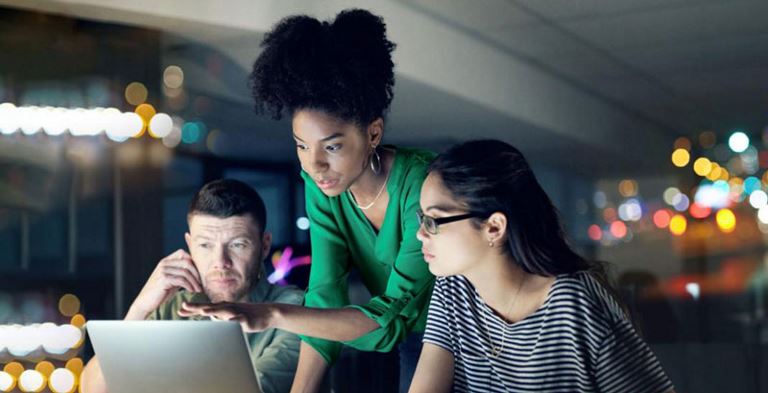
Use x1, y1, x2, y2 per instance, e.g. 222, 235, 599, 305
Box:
86, 320, 261, 393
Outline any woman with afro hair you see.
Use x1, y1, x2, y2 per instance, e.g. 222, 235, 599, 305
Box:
181, 9, 436, 393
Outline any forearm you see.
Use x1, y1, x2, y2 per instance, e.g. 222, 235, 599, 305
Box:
124, 302, 152, 320
273, 304, 378, 342
81, 357, 108, 393
408, 344, 454, 393
289, 342, 328, 393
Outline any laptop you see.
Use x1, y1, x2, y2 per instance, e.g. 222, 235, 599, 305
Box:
86, 320, 262, 393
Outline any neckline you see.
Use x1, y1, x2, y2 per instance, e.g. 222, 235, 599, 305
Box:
470, 274, 560, 328
345, 147, 401, 236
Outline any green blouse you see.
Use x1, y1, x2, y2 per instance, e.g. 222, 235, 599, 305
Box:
299, 147, 436, 364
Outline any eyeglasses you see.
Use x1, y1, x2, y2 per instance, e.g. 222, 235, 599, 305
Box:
416, 210, 479, 235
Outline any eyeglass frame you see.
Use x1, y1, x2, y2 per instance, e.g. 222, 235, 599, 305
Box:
416, 209, 481, 235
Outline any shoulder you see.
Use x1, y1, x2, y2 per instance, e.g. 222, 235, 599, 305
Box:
397, 146, 437, 164
395, 147, 436, 177
391, 147, 436, 195
551, 271, 627, 325
265, 283, 305, 305
433, 275, 475, 300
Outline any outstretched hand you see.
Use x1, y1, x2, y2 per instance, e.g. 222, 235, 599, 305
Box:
179, 301, 276, 332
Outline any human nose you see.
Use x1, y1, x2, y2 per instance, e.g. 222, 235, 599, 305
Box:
307, 149, 329, 173
416, 222, 431, 243
210, 245, 233, 269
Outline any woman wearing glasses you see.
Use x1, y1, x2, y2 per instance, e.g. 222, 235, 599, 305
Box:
408, 140, 675, 392
180, 9, 434, 393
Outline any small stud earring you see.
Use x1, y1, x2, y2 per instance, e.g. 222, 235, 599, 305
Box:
489, 241, 494, 247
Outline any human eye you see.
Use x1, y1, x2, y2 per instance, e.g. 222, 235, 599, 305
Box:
325, 144, 342, 152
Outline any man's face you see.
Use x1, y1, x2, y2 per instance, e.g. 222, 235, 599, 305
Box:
184, 214, 271, 303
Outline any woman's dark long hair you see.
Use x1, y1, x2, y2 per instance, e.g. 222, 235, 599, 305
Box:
429, 139, 634, 327
428, 140, 614, 282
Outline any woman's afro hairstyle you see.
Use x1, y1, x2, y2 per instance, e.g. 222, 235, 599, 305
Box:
249, 9, 396, 126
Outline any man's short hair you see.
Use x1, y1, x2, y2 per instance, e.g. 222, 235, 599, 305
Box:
187, 179, 267, 233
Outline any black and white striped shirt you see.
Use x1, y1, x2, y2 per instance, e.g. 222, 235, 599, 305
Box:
423, 272, 673, 392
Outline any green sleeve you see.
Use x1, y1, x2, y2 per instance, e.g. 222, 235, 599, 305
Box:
253, 329, 301, 393
298, 171, 352, 364
344, 163, 435, 352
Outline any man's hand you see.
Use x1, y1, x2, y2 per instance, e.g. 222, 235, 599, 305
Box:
178, 301, 276, 332
125, 249, 203, 320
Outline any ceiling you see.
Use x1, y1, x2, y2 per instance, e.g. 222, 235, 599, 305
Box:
1, 0, 766, 177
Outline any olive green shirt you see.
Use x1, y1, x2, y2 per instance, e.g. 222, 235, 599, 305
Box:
148, 276, 304, 393
299, 147, 436, 364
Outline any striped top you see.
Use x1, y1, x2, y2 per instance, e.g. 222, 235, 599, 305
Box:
423, 272, 673, 393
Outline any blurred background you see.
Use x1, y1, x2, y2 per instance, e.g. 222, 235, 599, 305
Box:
0, 0, 767, 392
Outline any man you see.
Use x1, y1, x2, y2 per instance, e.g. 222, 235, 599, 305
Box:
82, 179, 303, 393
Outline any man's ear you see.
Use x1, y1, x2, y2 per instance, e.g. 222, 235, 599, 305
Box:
184, 232, 192, 251
261, 231, 273, 258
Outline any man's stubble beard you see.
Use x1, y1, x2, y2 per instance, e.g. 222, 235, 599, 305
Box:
203, 253, 262, 303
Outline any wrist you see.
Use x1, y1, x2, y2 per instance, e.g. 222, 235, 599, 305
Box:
269, 303, 287, 330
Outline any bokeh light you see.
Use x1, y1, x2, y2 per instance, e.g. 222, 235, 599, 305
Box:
618, 198, 642, 221
693, 157, 712, 176
3, 363, 24, 379
124, 82, 148, 106
618, 179, 638, 197
587, 224, 602, 241
135, 103, 156, 124
749, 190, 768, 209
669, 214, 687, 236
728, 131, 749, 153
0, 371, 14, 392
673, 137, 691, 151
695, 180, 730, 209
685, 282, 701, 300
181, 122, 202, 144
148, 113, 173, 138
705, 163, 722, 181
663, 187, 681, 205
671, 148, 690, 167
0, 103, 18, 134
206, 128, 222, 153
593, 191, 607, 208
18, 369, 44, 393
672, 193, 690, 212
163, 65, 184, 89
48, 368, 75, 393
603, 207, 617, 223
296, 217, 310, 231
65, 358, 83, 376
124, 112, 145, 138
699, 130, 716, 148
744, 176, 761, 194
610, 221, 627, 238
653, 209, 671, 228
689, 203, 711, 219
758, 206, 768, 224
58, 294, 80, 317
34, 362, 54, 378
716, 208, 736, 233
